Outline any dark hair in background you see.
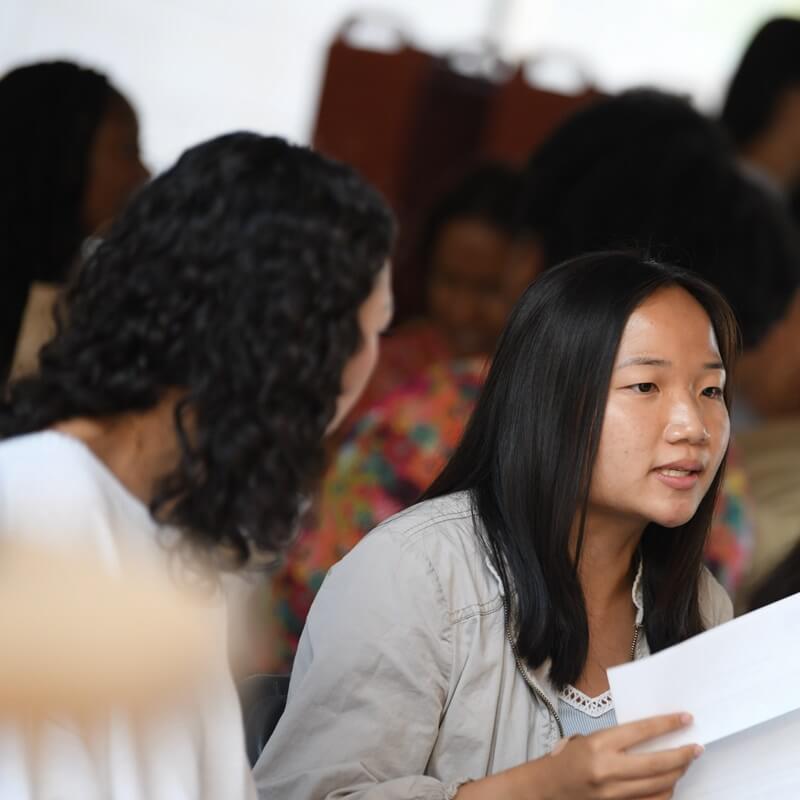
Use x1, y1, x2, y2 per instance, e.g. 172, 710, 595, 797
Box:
1, 133, 394, 564
425, 252, 739, 689
721, 18, 800, 147
520, 89, 800, 349
0, 61, 118, 380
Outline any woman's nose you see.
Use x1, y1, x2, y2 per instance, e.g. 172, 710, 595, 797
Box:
664, 401, 710, 445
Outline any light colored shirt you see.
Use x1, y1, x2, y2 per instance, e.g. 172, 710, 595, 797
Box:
0, 431, 256, 800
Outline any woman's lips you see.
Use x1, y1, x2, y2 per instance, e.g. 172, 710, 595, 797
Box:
652, 467, 700, 490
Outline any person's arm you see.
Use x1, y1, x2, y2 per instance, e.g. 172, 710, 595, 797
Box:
253, 530, 463, 799
456, 715, 702, 800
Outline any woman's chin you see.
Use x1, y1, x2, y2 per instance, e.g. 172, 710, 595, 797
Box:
651, 507, 698, 529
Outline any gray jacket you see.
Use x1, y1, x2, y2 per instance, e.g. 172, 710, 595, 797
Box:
254, 491, 733, 800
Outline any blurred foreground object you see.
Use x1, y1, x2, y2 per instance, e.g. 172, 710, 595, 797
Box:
0, 538, 211, 719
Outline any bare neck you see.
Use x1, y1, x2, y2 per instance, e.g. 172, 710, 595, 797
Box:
52, 405, 180, 506
573, 513, 643, 612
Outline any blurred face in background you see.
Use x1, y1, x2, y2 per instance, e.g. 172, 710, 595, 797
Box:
427, 217, 541, 357
82, 93, 150, 235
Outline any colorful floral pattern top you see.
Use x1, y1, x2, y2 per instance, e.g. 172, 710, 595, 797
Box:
342, 318, 453, 429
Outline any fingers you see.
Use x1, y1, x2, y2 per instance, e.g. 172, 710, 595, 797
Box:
614, 743, 702, 779
575, 740, 700, 794
604, 765, 689, 799
604, 713, 693, 750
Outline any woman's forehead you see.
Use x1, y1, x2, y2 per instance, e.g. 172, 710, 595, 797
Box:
618, 287, 722, 362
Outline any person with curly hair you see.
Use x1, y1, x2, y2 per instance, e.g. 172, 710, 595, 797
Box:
0, 132, 394, 798
0, 60, 150, 382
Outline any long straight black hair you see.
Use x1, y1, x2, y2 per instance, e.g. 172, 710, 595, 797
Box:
425, 251, 740, 689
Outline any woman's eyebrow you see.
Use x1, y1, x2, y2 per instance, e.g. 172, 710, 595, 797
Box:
617, 356, 671, 368
616, 356, 725, 370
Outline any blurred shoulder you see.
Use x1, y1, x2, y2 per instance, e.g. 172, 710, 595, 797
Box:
699, 566, 734, 627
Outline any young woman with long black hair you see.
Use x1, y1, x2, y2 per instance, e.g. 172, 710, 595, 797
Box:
255, 251, 736, 800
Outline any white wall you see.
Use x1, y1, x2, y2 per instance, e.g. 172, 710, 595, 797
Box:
501, 0, 800, 108
2, 0, 799, 171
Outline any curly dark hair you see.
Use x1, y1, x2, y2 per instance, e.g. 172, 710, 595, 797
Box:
1, 132, 395, 565
0, 61, 117, 380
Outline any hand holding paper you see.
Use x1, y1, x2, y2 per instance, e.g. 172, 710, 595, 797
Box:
608, 591, 800, 798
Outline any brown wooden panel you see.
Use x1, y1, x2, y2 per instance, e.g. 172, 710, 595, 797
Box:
311, 34, 433, 211
481, 65, 603, 164
311, 26, 606, 320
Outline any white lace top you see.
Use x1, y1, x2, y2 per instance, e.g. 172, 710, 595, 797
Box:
558, 684, 618, 736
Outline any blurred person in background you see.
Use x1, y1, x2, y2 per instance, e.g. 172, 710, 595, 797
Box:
720, 17, 800, 417
719, 18, 800, 600
721, 18, 800, 202
349, 162, 539, 416
522, 89, 799, 369
0, 132, 393, 798
0, 60, 149, 383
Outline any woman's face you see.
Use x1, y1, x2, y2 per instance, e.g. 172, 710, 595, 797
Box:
588, 286, 730, 531
327, 263, 394, 433
426, 218, 518, 358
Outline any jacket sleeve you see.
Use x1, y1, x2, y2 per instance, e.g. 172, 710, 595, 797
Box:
699, 566, 734, 627
253, 528, 468, 800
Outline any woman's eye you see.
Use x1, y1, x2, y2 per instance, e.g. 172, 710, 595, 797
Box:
702, 386, 724, 399
630, 382, 657, 394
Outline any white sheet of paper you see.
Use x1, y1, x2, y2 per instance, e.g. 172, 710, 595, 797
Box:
608, 591, 800, 749
607, 591, 800, 799
674, 709, 800, 799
